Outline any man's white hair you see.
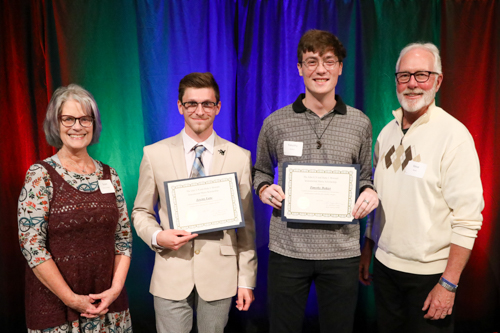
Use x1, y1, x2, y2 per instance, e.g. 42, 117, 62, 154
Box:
395, 42, 442, 74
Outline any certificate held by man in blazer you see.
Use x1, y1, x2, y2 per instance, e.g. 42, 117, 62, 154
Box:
132, 72, 257, 333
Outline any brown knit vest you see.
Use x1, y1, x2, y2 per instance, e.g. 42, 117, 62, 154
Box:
25, 161, 129, 330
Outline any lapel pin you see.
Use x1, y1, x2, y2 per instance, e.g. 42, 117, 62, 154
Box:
218, 149, 226, 155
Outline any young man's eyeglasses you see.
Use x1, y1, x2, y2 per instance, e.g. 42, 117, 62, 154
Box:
181, 101, 218, 112
59, 115, 94, 128
300, 59, 339, 71
395, 71, 440, 84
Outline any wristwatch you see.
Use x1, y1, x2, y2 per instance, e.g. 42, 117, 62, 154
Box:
438, 277, 458, 292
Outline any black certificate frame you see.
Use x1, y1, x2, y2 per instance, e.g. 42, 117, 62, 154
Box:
281, 162, 360, 225
164, 172, 245, 234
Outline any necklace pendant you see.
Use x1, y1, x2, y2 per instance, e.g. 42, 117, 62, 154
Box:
316, 140, 322, 149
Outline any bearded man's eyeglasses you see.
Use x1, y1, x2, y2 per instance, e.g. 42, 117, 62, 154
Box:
395, 71, 440, 84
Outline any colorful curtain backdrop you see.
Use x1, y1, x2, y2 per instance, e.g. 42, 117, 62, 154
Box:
1, 1, 498, 332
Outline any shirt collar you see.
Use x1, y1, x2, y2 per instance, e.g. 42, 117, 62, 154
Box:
292, 93, 347, 115
181, 129, 215, 155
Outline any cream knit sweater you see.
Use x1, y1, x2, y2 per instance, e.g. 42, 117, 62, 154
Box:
366, 102, 484, 274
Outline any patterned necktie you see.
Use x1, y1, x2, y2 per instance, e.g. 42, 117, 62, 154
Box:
190, 145, 206, 178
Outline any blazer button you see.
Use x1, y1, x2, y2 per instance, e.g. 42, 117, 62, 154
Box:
195, 250, 200, 255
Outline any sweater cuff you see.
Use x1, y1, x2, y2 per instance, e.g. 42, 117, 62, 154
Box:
256, 181, 272, 196
451, 228, 477, 250
360, 185, 375, 193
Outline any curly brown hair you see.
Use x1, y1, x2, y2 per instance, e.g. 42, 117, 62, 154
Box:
297, 29, 347, 64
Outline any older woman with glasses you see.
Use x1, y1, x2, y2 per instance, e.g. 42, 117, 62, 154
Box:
18, 84, 132, 332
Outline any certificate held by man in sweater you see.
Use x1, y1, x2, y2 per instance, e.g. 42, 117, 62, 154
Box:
164, 173, 245, 234
281, 163, 360, 224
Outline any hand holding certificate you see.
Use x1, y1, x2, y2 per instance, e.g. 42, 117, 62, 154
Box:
164, 173, 245, 234
281, 163, 360, 224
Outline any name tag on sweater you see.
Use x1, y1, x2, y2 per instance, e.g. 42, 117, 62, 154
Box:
284, 141, 303, 156
404, 161, 427, 178
98, 180, 115, 194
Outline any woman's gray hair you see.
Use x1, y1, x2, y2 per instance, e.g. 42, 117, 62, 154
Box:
43, 84, 102, 149
395, 42, 442, 74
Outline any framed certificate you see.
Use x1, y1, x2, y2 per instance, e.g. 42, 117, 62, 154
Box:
281, 163, 360, 224
164, 173, 245, 234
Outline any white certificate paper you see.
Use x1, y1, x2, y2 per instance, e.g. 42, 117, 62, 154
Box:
164, 173, 245, 234
281, 163, 360, 224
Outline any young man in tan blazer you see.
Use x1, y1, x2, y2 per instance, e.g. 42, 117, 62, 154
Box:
132, 72, 257, 333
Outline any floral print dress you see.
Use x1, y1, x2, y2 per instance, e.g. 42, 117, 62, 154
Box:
18, 156, 133, 333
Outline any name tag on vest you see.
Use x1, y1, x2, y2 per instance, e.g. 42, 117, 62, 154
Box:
98, 180, 115, 194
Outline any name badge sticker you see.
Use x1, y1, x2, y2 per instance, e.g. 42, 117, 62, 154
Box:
98, 180, 115, 194
404, 161, 427, 178
284, 141, 303, 157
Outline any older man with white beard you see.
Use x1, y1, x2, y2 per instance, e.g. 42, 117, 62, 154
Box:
359, 43, 484, 333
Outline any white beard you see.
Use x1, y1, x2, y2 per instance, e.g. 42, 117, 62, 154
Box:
397, 81, 437, 113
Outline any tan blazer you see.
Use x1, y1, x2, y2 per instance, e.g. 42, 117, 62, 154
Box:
131, 132, 257, 302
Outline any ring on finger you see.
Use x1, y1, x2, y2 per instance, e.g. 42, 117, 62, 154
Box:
268, 195, 274, 202
363, 199, 369, 204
